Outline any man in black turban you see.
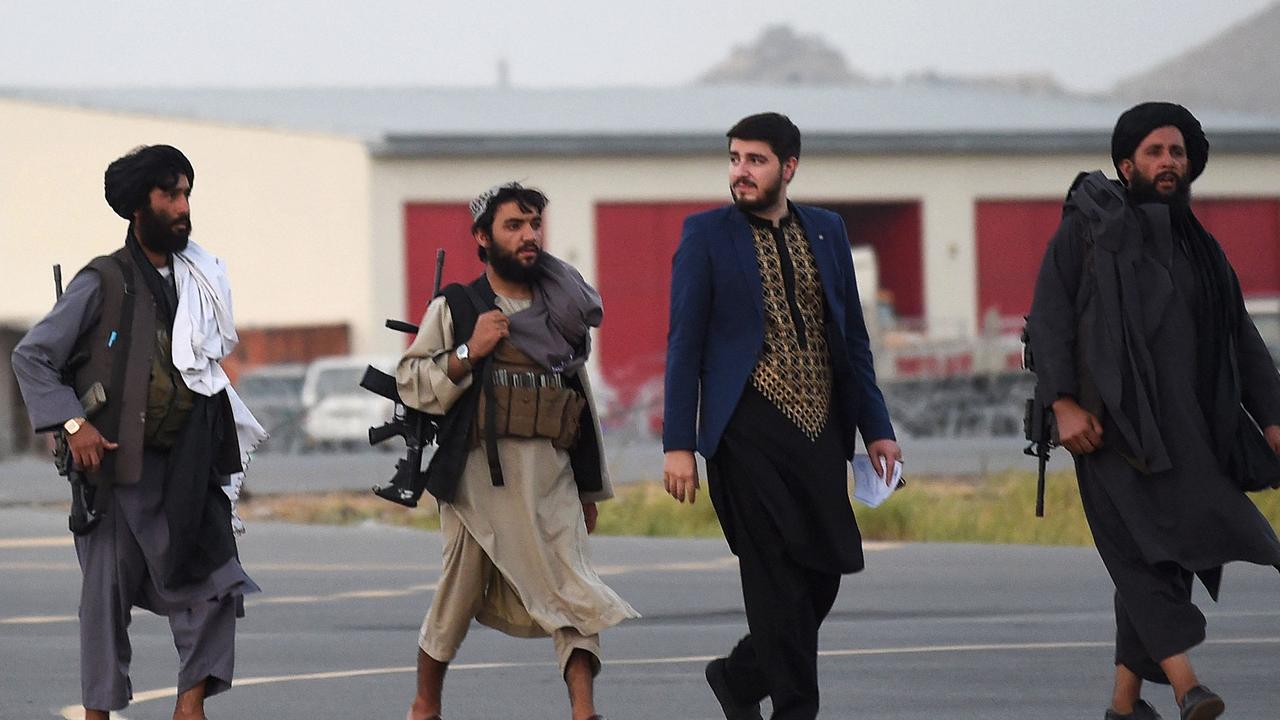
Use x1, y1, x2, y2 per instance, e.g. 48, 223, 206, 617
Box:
1028, 102, 1280, 720
12, 145, 258, 720
104, 144, 196, 255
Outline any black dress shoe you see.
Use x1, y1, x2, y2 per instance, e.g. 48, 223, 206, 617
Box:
704, 658, 763, 720
1105, 699, 1163, 719
1179, 685, 1224, 720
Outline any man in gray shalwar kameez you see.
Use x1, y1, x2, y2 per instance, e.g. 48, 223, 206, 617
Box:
1029, 103, 1280, 720
12, 145, 258, 720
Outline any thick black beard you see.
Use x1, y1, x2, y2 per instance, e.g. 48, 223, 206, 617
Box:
731, 180, 784, 213
135, 205, 191, 254
489, 242, 545, 285
1126, 171, 1191, 207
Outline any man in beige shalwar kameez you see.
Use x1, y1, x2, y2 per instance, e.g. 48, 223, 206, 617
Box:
398, 182, 637, 720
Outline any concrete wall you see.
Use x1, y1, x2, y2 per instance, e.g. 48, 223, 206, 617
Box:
0, 98, 372, 346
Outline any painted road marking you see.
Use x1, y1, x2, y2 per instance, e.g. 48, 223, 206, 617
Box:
0, 536, 73, 549
58, 710, 130, 719
2, 614, 78, 625
67, 636, 1280, 712
0, 561, 78, 571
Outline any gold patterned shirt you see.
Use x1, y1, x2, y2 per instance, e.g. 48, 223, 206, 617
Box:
746, 209, 833, 440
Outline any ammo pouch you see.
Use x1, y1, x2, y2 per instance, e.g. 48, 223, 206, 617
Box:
473, 342, 587, 450
144, 326, 195, 450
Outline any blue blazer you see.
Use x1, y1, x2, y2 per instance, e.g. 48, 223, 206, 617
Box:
663, 203, 895, 459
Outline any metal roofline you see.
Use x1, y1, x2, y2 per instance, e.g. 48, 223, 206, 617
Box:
371, 130, 1280, 158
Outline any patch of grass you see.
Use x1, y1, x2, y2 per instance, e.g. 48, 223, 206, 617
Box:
592, 482, 724, 538
240, 491, 440, 531
855, 470, 1093, 545
239, 471, 1280, 547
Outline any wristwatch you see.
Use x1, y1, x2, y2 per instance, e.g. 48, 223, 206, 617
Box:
64, 417, 86, 435
454, 343, 472, 371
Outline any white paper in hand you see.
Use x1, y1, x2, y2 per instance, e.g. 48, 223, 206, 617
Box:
851, 455, 904, 508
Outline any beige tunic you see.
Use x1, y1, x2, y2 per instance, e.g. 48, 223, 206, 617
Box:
396, 293, 638, 639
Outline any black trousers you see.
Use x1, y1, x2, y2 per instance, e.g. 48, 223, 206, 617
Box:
723, 526, 841, 718
1076, 454, 1208, 684
707, 386, 857, 719
1110, 562, 1205, 684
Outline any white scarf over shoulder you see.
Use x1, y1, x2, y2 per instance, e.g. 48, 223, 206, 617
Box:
172, 241, 267, 534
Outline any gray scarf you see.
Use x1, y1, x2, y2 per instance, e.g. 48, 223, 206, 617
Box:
507, 253, 602, 373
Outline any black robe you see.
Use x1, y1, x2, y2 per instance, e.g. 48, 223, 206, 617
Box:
1029, 171, 1280, 590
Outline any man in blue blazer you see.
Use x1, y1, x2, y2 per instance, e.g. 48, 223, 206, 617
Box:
663, 113, 901, 720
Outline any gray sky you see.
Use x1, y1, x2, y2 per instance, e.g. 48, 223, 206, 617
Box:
0, 0, 1272, 92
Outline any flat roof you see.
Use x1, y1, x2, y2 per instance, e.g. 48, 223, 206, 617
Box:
6, 84, 1280, 156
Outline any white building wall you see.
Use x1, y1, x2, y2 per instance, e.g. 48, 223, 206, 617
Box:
8, 96, 1275, 360
373, 148, 1280, 349
0, 98, 372, 346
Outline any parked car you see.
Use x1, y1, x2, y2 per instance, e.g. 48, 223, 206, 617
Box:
235, 362, 307, 453
301, 356, 397, 452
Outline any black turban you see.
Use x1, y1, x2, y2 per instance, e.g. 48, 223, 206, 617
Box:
1111, 102, 1209, 185
103, 145, 195, 220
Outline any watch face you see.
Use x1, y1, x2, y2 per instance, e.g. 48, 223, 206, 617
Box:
64, 418, 81, 434
456, 344, 470, 360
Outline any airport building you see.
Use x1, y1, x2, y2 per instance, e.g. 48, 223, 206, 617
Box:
3, 86, 1280, 452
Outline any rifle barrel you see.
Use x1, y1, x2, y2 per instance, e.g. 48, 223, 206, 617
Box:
1035, 453, 1047, 517
432, 249, 446, 297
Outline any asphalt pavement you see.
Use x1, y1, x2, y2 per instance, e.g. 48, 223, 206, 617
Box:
3, 505, 1280, 720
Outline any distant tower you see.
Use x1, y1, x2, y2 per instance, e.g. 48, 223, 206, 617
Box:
497, 58, 510, 88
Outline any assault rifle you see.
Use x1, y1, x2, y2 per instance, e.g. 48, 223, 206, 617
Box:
51, 264, 108, 535
1021, 319, 1058, 517
361, 249, 447, 507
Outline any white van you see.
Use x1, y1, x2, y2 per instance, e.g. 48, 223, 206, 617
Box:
300, 355, 396, 451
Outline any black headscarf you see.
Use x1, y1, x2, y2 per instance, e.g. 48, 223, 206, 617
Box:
103, 145, 195, 220
1111, 101, 1209, 185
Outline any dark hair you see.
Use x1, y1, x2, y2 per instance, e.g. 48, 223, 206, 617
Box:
471, 185, 548, 262
103, 145, 195, 220
726, 112, 801, 163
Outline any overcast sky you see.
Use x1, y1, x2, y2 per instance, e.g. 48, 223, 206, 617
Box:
0, 0, 1272, 92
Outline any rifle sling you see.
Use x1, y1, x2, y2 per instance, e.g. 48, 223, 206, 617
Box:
462, 282, 505, 487
95, 255, 137, 505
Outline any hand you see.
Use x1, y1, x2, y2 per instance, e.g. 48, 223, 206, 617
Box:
582, 502, 598, 534
1052, 397, 1103, 454
466, 310, 510, 358
663, 450, 700, 504
866, 438, 902, 486
67, 421, 118, 473
1265, 425, 1280, 456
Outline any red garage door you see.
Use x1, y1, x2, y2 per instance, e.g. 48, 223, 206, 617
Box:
975, 200, 1063, 323
975, 198, 1280, 325
403, 203, 498, 324
595, 202, 721, 405
1196, 200, 1280, 295
822, 202, 924, 320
